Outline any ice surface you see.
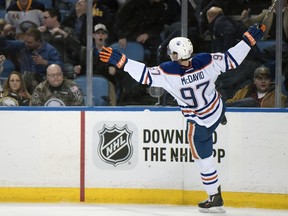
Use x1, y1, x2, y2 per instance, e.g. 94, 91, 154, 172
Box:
0, 203, 287, 216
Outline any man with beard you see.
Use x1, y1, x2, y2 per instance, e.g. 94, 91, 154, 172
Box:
0, 27, 63, 94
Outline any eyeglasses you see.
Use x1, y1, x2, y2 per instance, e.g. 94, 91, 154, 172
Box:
47, 72, 63, 78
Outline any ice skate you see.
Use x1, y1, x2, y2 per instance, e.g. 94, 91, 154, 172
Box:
198, 186, 226, 213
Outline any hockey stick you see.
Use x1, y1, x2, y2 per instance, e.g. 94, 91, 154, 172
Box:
259, 0, 278, 25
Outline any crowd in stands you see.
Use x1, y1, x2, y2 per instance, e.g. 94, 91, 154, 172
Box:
0, 0, 287, 107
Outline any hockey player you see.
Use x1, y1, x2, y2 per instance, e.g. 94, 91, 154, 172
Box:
99, 24, 266, 213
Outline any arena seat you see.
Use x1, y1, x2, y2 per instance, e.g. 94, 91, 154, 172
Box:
74, 75, 110, 106
110, 42, 145, 62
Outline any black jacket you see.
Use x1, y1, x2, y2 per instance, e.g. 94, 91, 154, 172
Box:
209, 14, 238, 52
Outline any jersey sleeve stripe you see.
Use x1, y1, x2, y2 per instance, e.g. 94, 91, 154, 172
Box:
139, 66, 146, 83
139, 66, 152, 86
227, 51, 239, 69
145, 73, 152, 86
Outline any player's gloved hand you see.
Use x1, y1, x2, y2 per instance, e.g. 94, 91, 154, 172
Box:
242, 24, 266, 46
99, 47, 127, 69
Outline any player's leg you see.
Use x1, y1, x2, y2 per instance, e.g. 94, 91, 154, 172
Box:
187, 121, 225, 213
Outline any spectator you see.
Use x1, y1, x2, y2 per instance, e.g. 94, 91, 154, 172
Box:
0, 70, 31, 106
0, 18, 6, 34
38, 8, 82, 79
206, 6, 262, 101
3, 23, 16, 40
61, 0, 88, 47
92, 0, 117, 44
226, 66, 287, 107
5, 0, 45, 38
198, 0, 234, 38
206, 6, 262, 56
61, 0, 116, 46
0, 27, 63, 94
0, 23, 19, 76
0, 54, 5, 73
31, 64, 84, 106
0, 54, 4, 89
206, 6, 240, 52
115, 0, 166, 66
75, 23, 117, 105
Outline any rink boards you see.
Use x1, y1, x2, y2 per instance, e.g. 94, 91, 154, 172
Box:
0, 107, 287, 209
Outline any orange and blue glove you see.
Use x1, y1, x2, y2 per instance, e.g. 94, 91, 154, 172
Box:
242, 24, 266, 46
99, 47, 127, 69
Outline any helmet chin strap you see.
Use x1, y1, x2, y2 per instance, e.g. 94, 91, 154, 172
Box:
170, 54, 192, 65
169, 53, 179, 61
182, 55, 192, 61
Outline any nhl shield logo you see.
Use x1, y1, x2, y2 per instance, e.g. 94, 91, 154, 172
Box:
98, 124, 133, 166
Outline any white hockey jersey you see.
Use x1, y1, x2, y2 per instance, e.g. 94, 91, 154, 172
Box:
123, 40, 251, 127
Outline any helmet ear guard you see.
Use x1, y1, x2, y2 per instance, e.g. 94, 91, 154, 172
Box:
167, 37, 193, 61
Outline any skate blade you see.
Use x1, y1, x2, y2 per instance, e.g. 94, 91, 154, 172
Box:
198, 206, 226, 213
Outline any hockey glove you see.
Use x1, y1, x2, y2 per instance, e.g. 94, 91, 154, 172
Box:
99, 47, 127, 69
242, 24, 266, 46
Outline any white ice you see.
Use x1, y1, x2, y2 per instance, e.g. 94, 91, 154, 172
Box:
0, 203, 287, 216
